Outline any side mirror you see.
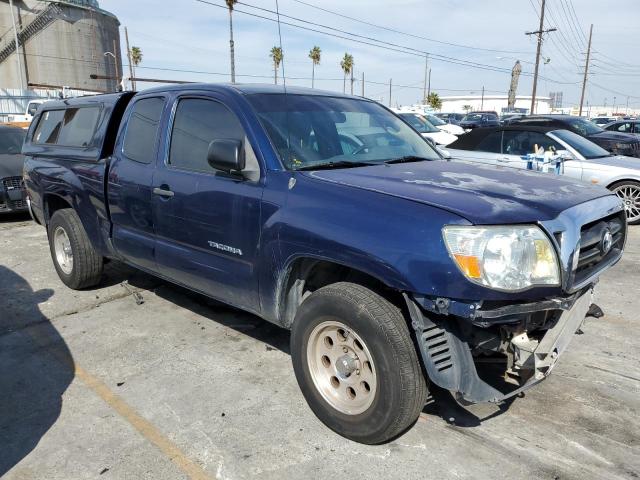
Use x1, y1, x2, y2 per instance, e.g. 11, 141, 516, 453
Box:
556, 149, 575, 161
207, 139, 244, 173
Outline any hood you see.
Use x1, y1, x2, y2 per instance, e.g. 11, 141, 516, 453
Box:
587, 154, 640, 170
302, 160, 612, 224
0, 154, 24, 179
589, 130, 638, 144
422, 131, 457, 146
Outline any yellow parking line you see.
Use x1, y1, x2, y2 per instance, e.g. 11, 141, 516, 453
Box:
24, 323, 213, 480
74, 365, 213, 480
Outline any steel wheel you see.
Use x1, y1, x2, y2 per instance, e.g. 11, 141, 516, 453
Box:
53, 226, 74, 275
612, 183, 640, 224
306, 320, 377, 415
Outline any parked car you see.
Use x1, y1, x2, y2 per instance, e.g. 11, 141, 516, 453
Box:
500, 113, 524, 125
23, 85, 625, 444
604, 120, 640, 136
0, 125, 27, 214
396, 112, 458, 146
459, 112, 500, 130
434, 112, 465, 125
509, 115, 640, 158
447, 125, 640, 224
591, 116, 617, 127
7, 99, 45, 124
424, 113, 465, 135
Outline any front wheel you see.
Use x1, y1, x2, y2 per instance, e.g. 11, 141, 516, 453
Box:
48, 209, 103, 289
291, 282, 427, 444
610, 180, 640, 225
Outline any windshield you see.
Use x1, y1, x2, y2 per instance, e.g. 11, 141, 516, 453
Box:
399, 113, 440, 133
551, 129, 611, 159
565, 117, 604, 136
425, 114, 445, 126
247, 94, 440, 170
462, 113, 485, 122
0, 129, 25, 155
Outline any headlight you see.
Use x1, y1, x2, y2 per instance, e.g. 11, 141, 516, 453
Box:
615, 142, 630, 150
442, 225, 560, 291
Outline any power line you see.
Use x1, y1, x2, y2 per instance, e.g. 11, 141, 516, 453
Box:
196, 0, 577, 85
290, 0, 533, 55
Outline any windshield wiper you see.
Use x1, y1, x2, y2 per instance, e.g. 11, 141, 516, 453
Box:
295, 160, 377, 171
383, 155, 431, 165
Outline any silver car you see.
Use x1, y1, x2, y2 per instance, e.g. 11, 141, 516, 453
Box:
446, 126, 640, 224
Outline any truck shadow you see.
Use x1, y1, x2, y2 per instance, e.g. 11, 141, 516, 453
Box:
0, 212, 31, 224
0, 266, 75, 476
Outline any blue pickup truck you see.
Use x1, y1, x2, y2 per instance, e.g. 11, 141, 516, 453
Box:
23, 84, 626, 444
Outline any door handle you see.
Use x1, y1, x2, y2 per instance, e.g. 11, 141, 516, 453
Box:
153, 187, 174, 198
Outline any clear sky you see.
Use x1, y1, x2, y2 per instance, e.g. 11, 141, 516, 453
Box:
100, 0, 640, 109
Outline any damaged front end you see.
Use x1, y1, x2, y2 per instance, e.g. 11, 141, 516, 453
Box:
404, 288, 595, 404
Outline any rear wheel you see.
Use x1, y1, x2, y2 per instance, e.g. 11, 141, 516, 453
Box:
609, 180, 640, 225
291, 282, 427, 444
48, 209, 103, 289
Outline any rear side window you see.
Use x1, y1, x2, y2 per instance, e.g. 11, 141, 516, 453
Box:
122, 97, 165, 164
168, 98, 245, 173
503, 131, 561, 156
33, 107, 100, 147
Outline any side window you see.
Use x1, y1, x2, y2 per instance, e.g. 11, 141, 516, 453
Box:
123, 97, 165, 164
33, 107, 100, 147
614, 122, 632, 133
57, 107, 101, 147
33, 110, 65, 144
169, 98, 245, 173
475, 132, 502, 153
634, 123, 640, 134
503, 131, 561, 156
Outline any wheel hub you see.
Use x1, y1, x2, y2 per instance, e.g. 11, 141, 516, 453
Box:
306, 320, 377, 415
53, 226, 74, 275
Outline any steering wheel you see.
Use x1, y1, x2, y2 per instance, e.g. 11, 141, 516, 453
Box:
351, 144, 370, 155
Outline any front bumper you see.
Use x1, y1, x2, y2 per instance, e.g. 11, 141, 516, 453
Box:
405, 288, 593, 403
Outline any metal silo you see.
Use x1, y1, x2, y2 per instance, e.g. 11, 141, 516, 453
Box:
0, 0, 122, 93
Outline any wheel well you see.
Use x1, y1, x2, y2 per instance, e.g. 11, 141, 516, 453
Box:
606, 179, 640, 190
279, 258, 404, 328
44, 195, 72, 224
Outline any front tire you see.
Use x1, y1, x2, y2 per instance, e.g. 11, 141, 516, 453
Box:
48, 209, 103, 289
609, 180, 640, 225
291, 282, 427, 444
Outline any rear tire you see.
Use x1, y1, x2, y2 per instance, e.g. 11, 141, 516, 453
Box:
609, 180, 640, 225
291, 282, 427, 444
48, 209, 103, 289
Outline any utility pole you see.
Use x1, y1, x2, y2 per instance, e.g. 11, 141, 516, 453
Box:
113, 39, 120, 90
389, 78, 392, 107
8, 0, 25, 90
361, 71, 365, 97
481, 86, 485, 110
578, 24, 593, 117
526, 0, 556, 114
124, 27, 135, 91
427, 68, 431, 98
423, 54, 429, 103
350, 68, 354, 95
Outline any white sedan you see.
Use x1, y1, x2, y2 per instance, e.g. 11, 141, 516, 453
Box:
424, 113, 466, 136
396, 112, 458, 146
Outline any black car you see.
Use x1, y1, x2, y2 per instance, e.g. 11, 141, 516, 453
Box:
604, 120, 640, 137
509, 115, 640, 158
0, 125, 28, 214
458, 112, 500, 130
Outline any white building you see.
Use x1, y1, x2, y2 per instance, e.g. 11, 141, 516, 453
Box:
438, 95, 552, 115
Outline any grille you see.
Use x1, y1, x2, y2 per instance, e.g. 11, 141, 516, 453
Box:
2, 176, 23, 190
573, 212, 626, 287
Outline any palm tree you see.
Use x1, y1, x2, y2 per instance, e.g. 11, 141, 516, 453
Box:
226, 0, 238, 83
426, 92, 442, 110
340, 53, 353, 94
270, 46, 284, 85
129, 46, 142, 90
309, 46, 321, 88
